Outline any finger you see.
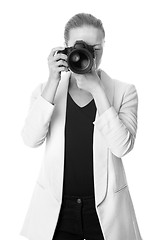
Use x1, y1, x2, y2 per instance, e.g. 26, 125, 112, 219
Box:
92, 58, 97, 71
58, 66, 69, 72
53, 53, 67, 61
56, 59, 68, 67
48, 46, 65, 60
51, 46, 65, 56
48, 53, 67, 64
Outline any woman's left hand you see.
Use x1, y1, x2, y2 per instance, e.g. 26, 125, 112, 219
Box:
72, 60, 101, 95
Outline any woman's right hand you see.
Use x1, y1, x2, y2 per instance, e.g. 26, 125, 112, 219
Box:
47, 47, 68, 83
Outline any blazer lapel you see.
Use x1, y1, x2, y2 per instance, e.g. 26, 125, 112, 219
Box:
93, 69, 114, 206
47, 72, 70, 202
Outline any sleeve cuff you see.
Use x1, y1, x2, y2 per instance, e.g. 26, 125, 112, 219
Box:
93, 106, 118, 130
27, 95, 55, 125
30, 94, 55, 113
39, 95, 55, 109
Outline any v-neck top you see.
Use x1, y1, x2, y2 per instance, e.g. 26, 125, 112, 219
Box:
62, 92, 96, 197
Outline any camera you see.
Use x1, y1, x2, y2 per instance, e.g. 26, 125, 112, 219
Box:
57, 40, 95, 74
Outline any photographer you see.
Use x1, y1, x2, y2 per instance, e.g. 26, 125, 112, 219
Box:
20, 13, 143, 240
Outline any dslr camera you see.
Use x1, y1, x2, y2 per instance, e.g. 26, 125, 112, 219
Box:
57, 40, 95, 74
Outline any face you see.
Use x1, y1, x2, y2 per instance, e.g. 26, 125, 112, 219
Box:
66, 26, 105, 69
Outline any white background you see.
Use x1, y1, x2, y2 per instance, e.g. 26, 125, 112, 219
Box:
0, 0, 159, 239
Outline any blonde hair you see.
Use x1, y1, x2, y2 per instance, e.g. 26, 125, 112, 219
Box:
64, 13, 105, 45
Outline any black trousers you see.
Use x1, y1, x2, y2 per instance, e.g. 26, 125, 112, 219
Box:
52, 195, 105, 240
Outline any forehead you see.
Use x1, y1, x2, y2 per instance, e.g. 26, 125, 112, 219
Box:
68, 26, 104, 46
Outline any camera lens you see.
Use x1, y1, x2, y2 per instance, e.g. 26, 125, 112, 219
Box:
71, 53, 80, 62
68, 49, 93, 74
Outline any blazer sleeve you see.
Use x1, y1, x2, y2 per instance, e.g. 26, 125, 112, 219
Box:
93, 84, 138, 158
21, 83, 55, 148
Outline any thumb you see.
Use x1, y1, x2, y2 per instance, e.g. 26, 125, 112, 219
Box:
92, 58, 97, 71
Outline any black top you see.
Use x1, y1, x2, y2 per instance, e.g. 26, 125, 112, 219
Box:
62, 92, 97, 197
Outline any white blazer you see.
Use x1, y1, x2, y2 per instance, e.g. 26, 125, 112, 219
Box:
20, 69, 143, 240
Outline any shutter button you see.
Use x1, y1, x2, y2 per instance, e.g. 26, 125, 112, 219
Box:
77, 198, 82, 204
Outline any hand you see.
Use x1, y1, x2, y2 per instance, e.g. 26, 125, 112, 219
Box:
72, 60, 101, 94
47, 47, 68, 83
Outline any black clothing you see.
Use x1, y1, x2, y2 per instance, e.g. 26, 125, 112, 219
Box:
52, 195, 104, 240
53, 93, 105, 239
62, 92, 96, 197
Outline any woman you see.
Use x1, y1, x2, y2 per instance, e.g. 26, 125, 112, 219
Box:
20, 13, 143, 240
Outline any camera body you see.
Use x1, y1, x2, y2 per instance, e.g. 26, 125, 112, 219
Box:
57, 40, 95, 74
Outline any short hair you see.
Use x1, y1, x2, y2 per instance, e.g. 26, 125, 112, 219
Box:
64, 13, 105, 44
